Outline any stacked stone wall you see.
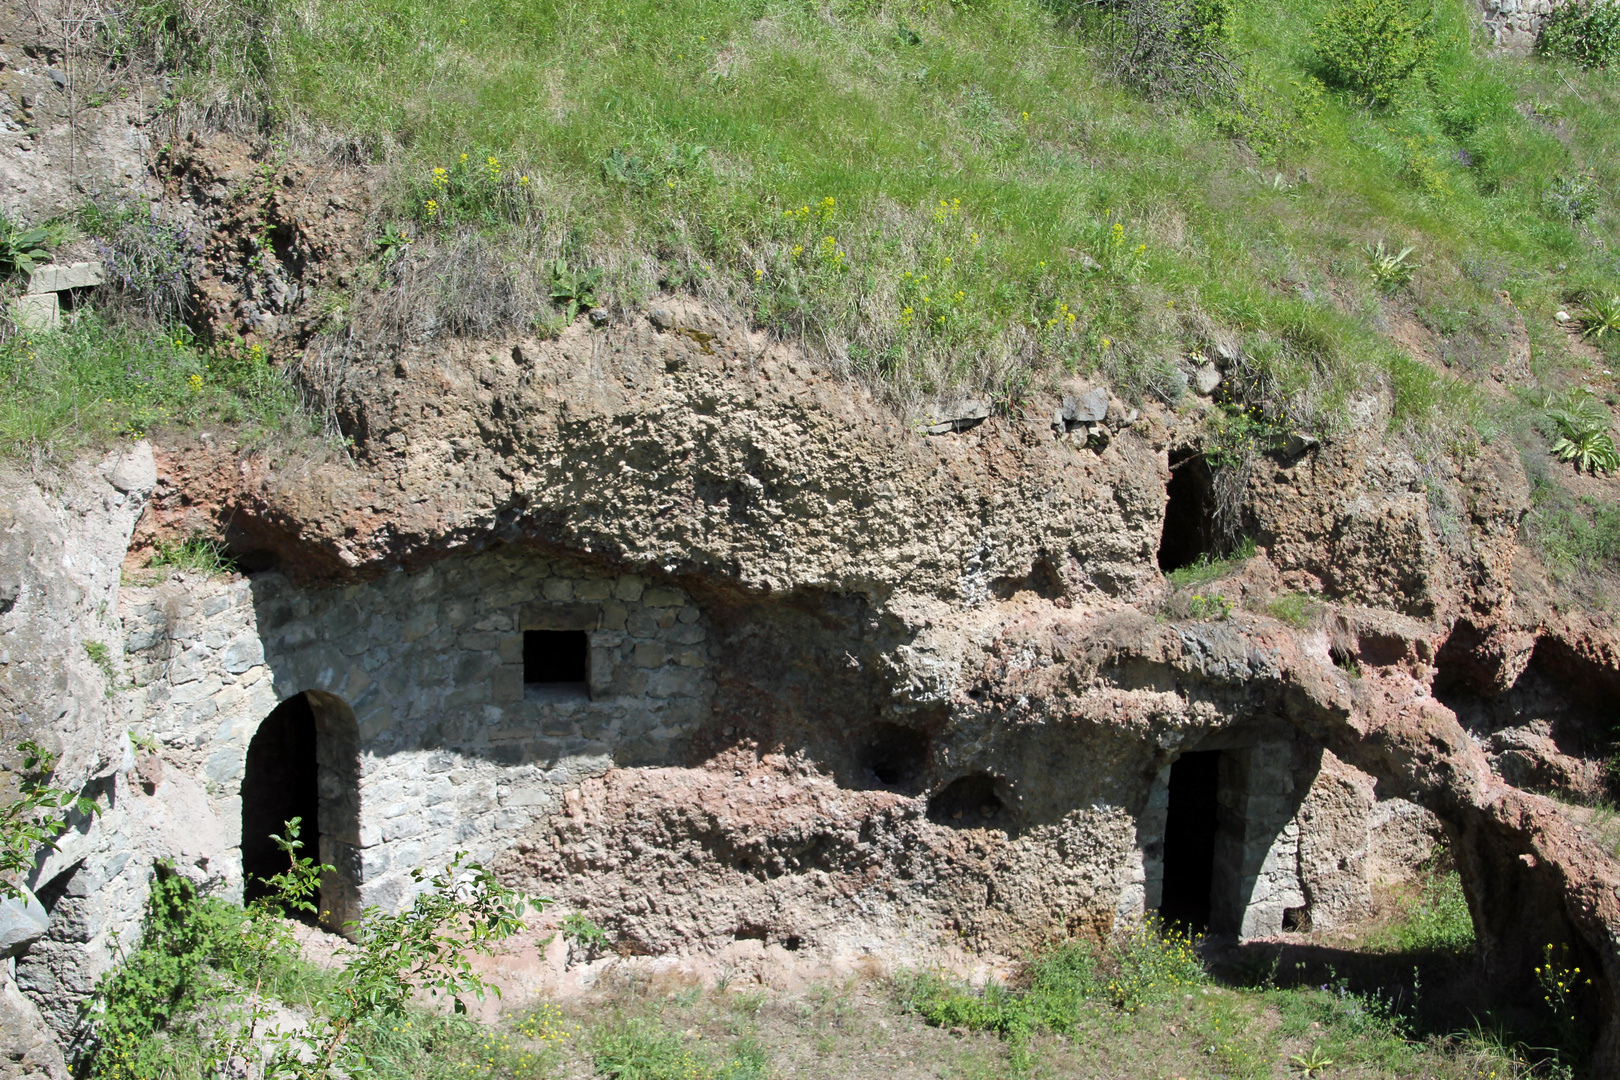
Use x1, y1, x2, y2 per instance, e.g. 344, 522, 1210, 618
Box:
122, 547, 714, 914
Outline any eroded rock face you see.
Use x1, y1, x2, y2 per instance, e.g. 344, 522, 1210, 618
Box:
7, 289, 1620, 1071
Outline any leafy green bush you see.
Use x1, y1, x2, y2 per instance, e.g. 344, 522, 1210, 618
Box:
1540, 0, 1620, 68
1391, 869, 1474, 953
0, 216, 59, 282
1544, 389, 1619, 474
81, 819, 535, 1080
1310, 0, 1434, 106
0, 742, 100, 897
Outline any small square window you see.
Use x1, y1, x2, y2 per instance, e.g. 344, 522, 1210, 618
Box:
524, 630, 588, 686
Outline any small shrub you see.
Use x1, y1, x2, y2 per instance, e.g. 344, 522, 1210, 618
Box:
1367, 241, 1417, 292
1580, 294, 1620, 342
1540, 0, 1620, 68
1264, 592, 1325, 627
0, 742, 100, 898
1103, 918, 1207, 1012
1185, 592, 1234, 620
1310, 0, 1434, 107
1104, 0, 1239, 102
79, 197, 199, 321
0, 216, 60, 283
1371, 865, 1474, 954
1544, 390, 1619, 474
1543, 172, 1601, 222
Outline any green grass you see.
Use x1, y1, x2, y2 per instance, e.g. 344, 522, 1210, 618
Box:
145, 536, 238, 575
1526, 481, 1620, 575
1366, 866, 1477, 956
1165, 536, 1258, 589
0, 313, 306, 454
98, 0, 1620, 429
1262, 591, 1327, 627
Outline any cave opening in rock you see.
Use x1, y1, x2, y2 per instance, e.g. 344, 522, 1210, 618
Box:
1160, 750, 1221, 930
524, 630, 588, 687
1158, 451, 1217, 572
928, 773, 1006, 828
863, 723, 929, 792
242, 693, 321, 914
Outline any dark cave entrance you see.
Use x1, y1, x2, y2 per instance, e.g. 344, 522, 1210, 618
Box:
1160, 750, 1221, 930
242, 693, 321, 913
1158, 451, 1217, 572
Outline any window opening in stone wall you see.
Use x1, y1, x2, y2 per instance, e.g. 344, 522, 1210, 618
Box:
1158, 451, 1217, 572
524, 630, 588, 687
242, 693, 320, 916
1159, 750, 1221, 930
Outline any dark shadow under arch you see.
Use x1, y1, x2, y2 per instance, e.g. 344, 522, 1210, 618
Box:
242, 690, 361, 932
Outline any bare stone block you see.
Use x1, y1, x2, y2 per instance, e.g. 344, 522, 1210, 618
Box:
520, 601, 600, 631
573, 578, 612, 601
491, 666, 523, 704
600, 600, 628, 631
633, 642, 668, 668
541, 578, 574, 602
29, 261, 104, 292
641, 587, 684, 608
11, 292, 57, 332
614, 575, 646, 601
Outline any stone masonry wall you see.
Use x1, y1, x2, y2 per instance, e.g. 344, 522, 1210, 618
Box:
121, 546, 714, 916
1481, 0, 1562, 51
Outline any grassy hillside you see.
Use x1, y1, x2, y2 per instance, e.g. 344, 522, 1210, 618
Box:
120, 0, 1619, 419
7, 0, 1620, 594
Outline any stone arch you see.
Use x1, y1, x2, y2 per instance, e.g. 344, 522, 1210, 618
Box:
242, 690, 360, 932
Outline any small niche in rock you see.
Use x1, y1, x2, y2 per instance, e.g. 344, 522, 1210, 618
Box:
782, 935, 803, 951
1158, 451, 1217, 572
991, 555, 1068, 601
928, 773, 1008, 829
524, 630, 588, 696
1436, 629, 1620, 740
1282, 905, 1312, 933
862, 723, 929, 793
225, 547, 281, 575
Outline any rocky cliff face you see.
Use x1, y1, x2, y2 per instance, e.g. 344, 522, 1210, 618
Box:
2, 98, 1620, 1080
22, 281, 1594, 1069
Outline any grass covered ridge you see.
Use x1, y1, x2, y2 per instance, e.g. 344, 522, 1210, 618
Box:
84, 0, 1620, 430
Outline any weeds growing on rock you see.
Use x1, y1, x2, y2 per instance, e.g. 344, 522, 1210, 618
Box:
146, 535, 236, 575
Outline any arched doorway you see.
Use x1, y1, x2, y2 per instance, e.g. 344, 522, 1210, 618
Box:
242, 694, 319, 908
242, 690, 361, 931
